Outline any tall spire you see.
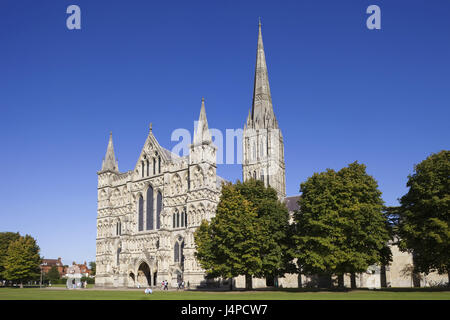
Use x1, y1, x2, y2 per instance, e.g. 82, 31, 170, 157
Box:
193, 97, 212, 145
101, 132, 119, 172
250, 20, 277, 129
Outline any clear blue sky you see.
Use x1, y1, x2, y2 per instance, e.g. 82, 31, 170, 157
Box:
1, 0, 449, 265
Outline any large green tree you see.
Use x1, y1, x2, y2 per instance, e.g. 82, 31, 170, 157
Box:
234, 179, 295, 281
0, 232, 21, 279
293, 162, 391, 288
397, 150, 450, 285
194, 182, 266, 289
3, 235, 41, 286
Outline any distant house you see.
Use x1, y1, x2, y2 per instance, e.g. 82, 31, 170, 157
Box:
72, 261, 91, 277
40, 257, 65, 277
40, 258, 91, 278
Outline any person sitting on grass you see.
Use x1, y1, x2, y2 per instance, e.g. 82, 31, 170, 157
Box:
144, 287, 152, 294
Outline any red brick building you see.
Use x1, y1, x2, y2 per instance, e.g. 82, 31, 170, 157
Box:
40, 258, 91, 278
40, 257, 65, 276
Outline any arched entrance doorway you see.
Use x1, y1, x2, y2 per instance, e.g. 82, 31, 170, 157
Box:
129, 272, 136, 287
171, 268, 183, 287
137, 262, 151, 287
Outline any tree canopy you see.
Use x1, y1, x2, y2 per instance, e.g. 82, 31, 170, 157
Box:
195, 182, 264, 289
0, 232, 21, 279
194, 180, 292, 289
293, 162, 391, 286
3, 234, 41, 284
397, 150, 450, 283
234, 179, 295, 278
89, 261, 96, 275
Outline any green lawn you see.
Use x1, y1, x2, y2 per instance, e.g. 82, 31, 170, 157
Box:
0, 288, 449, 300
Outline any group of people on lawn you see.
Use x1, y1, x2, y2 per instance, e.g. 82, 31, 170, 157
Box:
144, 279, 187, 294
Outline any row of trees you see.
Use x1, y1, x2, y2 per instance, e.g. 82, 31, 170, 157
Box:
0, 232, 97, 286
0, 232, 41, 286
194, 150, 449, 289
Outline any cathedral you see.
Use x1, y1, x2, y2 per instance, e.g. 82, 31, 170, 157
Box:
95, 23, 447, 289
95, 22, 287, 288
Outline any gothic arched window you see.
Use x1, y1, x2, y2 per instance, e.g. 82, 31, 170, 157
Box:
156, 191, 162, 229
173, 211, 177, 228
146, 160, 149, 176
180, 241, 184, 267
174, 240, 184, 265
153, 158, 156, 175
146, 186, 154, 230
180, 211, 185, 227
174, 242, 180, 262
116, 221, 121, 236
138, 195, 144, 231
141, 161, 144, 178
158, 157, 161, 173
260, 140, 263, 158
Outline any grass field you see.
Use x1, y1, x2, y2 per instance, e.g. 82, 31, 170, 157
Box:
0, 287, 449, 300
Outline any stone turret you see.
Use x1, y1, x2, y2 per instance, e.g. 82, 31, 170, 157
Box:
101, 132, 119, 172
189, 98, 217, 167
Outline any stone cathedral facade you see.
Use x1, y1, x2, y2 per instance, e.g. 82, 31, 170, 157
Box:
96, 23, 447, 289
95, 22, 287, 288
96, 98, 224, 288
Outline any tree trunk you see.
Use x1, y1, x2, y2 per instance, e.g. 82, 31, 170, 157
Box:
447, 271, 450, 288
318, 273, 332, 289
350, 273, 357, 289
297, 273, 302, 288
245, 274, 252, 290
380, 265, 387, 288
328, 274, 333, 289
412, 272, 421, 287
229, 278, 233, 291
337, 274, 344, 288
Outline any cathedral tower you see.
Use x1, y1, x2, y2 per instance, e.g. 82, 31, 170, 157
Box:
242, 21, 286, 199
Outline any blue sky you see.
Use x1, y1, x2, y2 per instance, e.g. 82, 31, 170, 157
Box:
0, 0, 449, 265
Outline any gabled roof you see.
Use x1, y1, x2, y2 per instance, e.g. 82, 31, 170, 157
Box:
133, 124, 189, 173
284, 195, 300, 212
